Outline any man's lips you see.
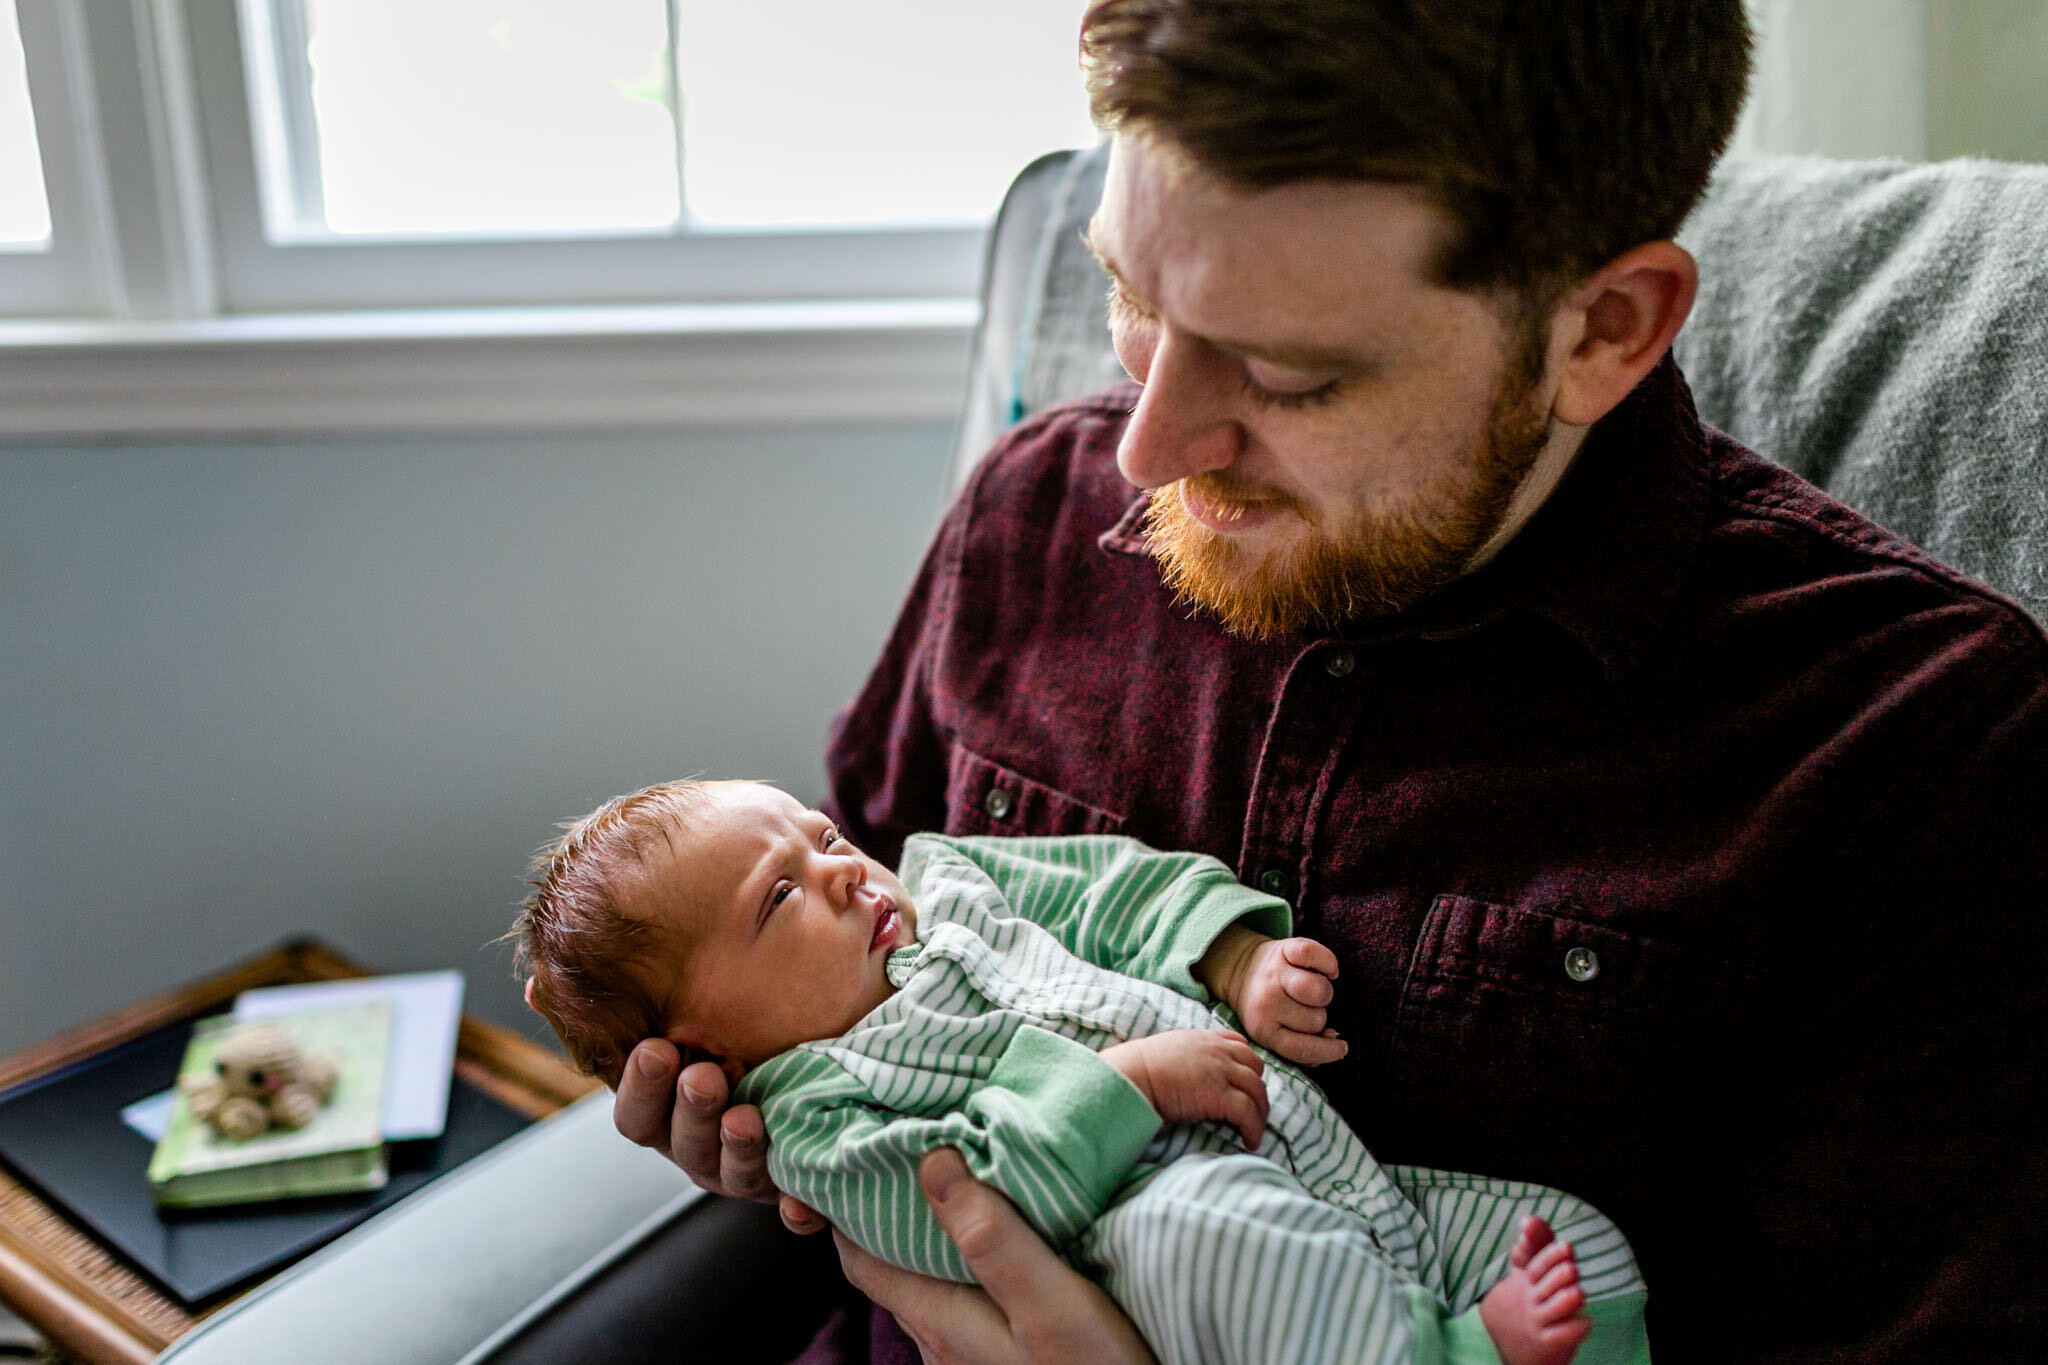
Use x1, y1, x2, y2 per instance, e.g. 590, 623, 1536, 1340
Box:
870, 893, 901, 951
1181, 481, 1282, 534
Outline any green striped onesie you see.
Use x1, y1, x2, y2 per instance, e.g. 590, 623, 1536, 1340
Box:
735, 834, 1650, 1364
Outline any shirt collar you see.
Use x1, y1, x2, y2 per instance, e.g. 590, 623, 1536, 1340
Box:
1096, 355, 1714, 681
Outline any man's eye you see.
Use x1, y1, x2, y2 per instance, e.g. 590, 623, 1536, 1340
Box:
1105, 283, 1153, 330
1241, 369, 1342, 410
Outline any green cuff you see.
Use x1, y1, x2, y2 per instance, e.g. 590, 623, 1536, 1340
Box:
1162, 876, 1294, 1001
985, 1024, 1161, 1206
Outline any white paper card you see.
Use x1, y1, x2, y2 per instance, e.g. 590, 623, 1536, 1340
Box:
122, 1088, 178, 1142
234, 970, 465, 1141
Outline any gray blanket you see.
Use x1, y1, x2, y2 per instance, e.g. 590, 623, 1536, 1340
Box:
1675, 155, 2048, 626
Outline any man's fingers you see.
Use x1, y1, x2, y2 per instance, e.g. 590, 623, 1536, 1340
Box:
669, 1058, 732, 1181
781, 1194, 829, 1235
614, 1039, 682, 1149
1280, 936, 1339, 977
911, 1150, 1160, 1365
717, 1104, 777, 1203
920, 1148, 1075, 1312
834, 1226, 1018, 1365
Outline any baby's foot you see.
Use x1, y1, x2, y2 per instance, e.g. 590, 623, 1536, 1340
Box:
1477, 1216, 1592, 1365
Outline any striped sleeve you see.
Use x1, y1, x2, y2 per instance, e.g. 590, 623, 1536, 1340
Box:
918, 834, 1292, 1001
747, 1024, 1162, 1283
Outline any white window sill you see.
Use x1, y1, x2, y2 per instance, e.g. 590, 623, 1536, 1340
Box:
0, 298, 979, 440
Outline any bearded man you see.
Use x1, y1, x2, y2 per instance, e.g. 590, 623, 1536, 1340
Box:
615, 3, 2048, 1361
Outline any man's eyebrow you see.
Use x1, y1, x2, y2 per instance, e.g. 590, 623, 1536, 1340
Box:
1080, 218, 1368, 373
1082, 219, 1153, 317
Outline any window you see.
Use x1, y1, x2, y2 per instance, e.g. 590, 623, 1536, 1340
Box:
0, 0, 1096, 320
0, 0, 121, 317
0, 0, 51, 248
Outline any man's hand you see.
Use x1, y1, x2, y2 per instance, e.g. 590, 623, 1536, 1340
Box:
1100, 1029, 1270, 1148
612, 1038, 827, 1234
836, 1148, 1158, 1365
1197, 927, 1348, 1066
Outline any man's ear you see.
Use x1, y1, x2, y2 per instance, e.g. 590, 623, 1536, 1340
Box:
1547, 240, 1698, 428
523, 977, 539, 1011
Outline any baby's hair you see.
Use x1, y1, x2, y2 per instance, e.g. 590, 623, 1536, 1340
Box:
512, 779, 714, 1089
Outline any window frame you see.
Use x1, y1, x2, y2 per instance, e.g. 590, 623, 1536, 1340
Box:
0, 0, 116, 316
0, 0, 1100, 438
185, 0, 988, 313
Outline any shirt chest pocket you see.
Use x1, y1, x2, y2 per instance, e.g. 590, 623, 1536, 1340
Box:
1389, 894, 1766, 1107
944, 744, 1126, 839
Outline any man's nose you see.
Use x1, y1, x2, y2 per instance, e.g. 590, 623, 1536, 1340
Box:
1115, 326, 1245, 490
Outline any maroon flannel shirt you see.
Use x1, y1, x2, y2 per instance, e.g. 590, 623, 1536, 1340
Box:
819, 357, 2048, 1362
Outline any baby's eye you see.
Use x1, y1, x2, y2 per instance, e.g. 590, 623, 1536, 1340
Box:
821, 826, 843, 850
770, 883, 795, 909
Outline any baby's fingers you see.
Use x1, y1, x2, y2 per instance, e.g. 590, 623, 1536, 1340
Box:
1279, 964, 1335, 1008
1221, 1064, 1269, 1148
1258, 988, 1328, 1040
1269, 1026, 1349, 1068
1217, 1032, 1265, 1076
1280, 937, 1339, 979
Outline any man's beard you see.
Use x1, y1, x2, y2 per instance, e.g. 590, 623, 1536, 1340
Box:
1140, 363, 1552, 640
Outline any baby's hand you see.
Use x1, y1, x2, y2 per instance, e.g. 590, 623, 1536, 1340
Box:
1202, 928, 1347, 1067
1101, 1030, 1269, 1149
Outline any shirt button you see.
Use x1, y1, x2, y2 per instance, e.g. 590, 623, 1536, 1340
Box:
1257, 868, 1293, 899
1324, 649, 1357, 679
1563, 946, 1601, 983
983, 787, 1014, 820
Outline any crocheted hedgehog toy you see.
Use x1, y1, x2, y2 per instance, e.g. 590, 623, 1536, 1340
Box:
179, 1021, 338, 1141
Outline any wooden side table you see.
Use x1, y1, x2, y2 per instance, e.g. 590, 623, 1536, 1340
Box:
0, 939, 598, 1364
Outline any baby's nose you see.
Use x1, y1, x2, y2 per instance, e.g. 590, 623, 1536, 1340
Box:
830, 854, 865, 904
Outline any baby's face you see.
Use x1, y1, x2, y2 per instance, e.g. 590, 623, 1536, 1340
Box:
628, 781, 916, 1069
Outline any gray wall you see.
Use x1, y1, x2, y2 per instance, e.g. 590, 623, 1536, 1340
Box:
0, 421, 953, 1058
1737, 0, 2048, 162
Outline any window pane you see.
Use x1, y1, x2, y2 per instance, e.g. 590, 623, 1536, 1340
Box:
299, 0, 678, 235
0, 0, 51, 250
676, 2, 1098, 227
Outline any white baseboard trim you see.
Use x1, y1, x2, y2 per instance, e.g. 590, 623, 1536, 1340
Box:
0, 298, 978, 439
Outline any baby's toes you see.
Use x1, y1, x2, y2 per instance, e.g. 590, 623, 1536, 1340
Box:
1509, 1216, 1556, 1270
1541, 1314, 1593, 1352
1533, 1254, 1580, 1310
1536, 1282, 1586, 1326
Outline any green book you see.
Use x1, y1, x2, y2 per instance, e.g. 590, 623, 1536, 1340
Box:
147, 1001, 394, 1209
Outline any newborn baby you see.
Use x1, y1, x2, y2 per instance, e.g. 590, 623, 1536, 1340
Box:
514, 779, 1650, 1365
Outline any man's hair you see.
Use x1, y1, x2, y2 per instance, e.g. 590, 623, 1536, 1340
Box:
1080, 0, 1752, 304
511, 780, 709, 1089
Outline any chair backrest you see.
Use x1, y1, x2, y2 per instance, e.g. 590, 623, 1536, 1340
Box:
955, 144, 2048, 626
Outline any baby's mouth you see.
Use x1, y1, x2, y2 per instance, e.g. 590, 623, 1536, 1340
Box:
870, 894, 900, 951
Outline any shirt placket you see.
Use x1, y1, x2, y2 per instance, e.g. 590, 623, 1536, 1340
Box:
1237, 638, 1369, 939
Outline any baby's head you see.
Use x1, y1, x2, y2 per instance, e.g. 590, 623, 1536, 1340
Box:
513, 779, 915, 1087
